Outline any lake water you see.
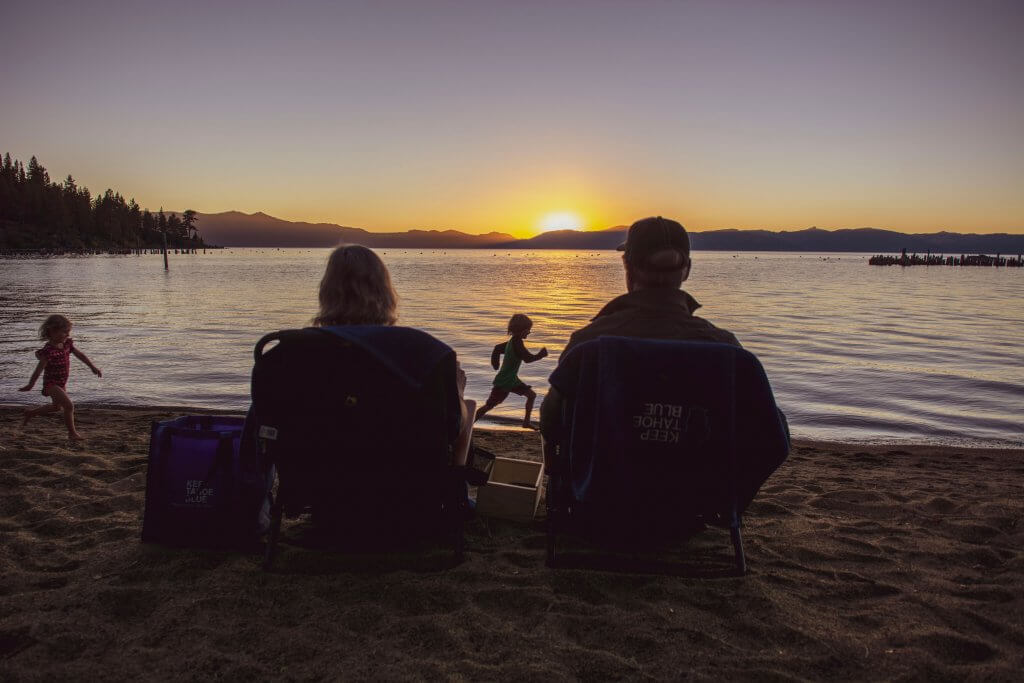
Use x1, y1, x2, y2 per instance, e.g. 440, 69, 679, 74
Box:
1, 249, 1021, 447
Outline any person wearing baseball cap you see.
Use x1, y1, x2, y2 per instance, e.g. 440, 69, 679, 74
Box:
617, 215, 694, 290
539, 216, 744, 454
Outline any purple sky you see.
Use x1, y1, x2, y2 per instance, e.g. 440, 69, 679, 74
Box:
2, 0, 1022, 235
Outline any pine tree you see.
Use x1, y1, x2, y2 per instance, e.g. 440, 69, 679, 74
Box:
167, 213, 183, 245
0, 156, 12, 221
27, 156, 49, 185
182, 209, 198, 242
128, 199, 142, 246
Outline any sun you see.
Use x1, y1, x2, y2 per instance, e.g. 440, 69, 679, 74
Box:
539, 211, 584, 232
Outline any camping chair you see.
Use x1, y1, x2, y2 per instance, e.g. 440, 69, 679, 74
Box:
544, 337, 790, 575
250, 326, 469, 570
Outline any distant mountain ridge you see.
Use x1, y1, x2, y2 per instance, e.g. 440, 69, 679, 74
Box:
193, 211, 1024, 253
193, 211, 515, 248
494, 226, 1024, 253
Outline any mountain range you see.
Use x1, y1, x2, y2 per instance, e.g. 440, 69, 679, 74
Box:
192, 211, 1024, 254
192, 212, 515, 248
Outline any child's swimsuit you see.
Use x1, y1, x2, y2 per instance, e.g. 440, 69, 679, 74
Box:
493, 338, 524, 390
37, 338, 73, 394
484, 338, 532, 404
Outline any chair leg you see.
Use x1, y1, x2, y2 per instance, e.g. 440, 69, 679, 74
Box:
262, 498, 283, 571
730, 525, 747, 576
546, 514, 556, 568
453, 519, 465, 564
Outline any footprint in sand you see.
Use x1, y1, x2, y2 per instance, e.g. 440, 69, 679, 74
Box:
951, 523, 1004, 545
910, 632, 996, 664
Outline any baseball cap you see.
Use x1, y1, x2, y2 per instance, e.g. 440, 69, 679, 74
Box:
617, 216, 690, 270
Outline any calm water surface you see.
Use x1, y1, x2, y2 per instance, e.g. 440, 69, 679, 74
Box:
1, 249, 1021, 447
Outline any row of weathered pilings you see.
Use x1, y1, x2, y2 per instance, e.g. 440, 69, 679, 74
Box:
869, 249, 1022, 267
0, 247, 208, 257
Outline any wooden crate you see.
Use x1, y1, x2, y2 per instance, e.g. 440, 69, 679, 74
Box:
475, 457, 543, 522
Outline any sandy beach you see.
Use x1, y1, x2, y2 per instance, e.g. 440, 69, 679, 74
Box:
1, 404, 1022, 680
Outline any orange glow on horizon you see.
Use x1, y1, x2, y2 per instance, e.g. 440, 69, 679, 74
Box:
538, 211, 585, 232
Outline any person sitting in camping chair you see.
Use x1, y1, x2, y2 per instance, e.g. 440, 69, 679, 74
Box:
313, 244, 476, 466
540, 216, 788, 467
537, 217, 790, 572
254, 245, 478, 568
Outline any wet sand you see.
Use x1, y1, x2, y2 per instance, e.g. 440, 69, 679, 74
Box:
1, 405, 1022, 680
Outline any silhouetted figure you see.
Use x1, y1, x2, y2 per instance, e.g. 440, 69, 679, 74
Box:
475, 314, 548, 428
314, 244, 476, 465
539, 216, 785, 469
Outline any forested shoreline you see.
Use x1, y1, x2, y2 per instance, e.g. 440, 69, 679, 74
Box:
0, 153, 203, 250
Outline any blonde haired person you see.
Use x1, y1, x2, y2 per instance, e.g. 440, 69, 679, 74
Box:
314, 244, 398, 327
313, 244, 475, 465
20, 314, 102, 440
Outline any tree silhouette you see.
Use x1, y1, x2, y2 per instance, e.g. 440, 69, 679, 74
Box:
182, 209, 198, 242
0, 153, 205, 249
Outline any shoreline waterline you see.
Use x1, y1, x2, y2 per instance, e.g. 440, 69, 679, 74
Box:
2, 249, 1021, 448
2, 404, 1021, 451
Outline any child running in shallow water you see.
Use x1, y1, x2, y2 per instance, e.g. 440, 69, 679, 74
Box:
20, 314, 102, 440
475, 314, 548, 429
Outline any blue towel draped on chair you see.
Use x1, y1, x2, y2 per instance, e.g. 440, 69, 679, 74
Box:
546, 336, 790, 573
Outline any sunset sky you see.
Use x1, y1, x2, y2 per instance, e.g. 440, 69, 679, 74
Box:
3, 0, 1022, 237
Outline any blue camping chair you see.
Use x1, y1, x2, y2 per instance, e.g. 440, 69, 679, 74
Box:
250, 326, 469, 569
545, 337, 790, 575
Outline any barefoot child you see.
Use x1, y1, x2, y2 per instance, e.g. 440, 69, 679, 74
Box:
20, 314, 102, 440
475, 314, 548, 428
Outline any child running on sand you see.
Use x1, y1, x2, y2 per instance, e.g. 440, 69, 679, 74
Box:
20, 314, 102, 440
475, 314, 548, 429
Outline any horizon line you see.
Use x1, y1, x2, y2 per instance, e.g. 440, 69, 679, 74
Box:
181, 210, 1024, 238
